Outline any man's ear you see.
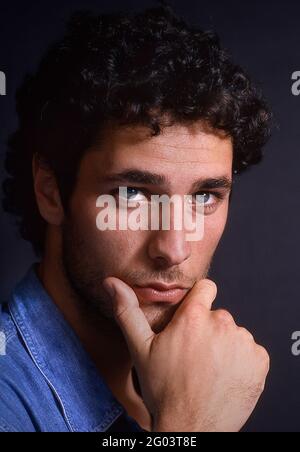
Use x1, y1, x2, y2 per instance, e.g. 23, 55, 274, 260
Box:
32, 154, 65, 226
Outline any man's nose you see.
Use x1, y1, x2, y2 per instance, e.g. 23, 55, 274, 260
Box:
147, 228, 192, 267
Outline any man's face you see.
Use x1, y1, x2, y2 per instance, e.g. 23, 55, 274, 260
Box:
61, 122, 233, 333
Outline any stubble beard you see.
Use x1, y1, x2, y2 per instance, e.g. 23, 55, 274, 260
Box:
61, 219, 211, 334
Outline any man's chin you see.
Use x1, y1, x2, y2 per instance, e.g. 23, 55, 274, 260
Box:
141, 301, 179, 334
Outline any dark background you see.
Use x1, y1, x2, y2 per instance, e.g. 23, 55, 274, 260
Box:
1, 0, 300, 432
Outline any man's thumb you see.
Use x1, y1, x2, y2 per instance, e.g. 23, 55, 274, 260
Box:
103, 277, 155, 361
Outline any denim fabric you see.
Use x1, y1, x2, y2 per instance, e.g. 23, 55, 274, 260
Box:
0, 265, 143, 432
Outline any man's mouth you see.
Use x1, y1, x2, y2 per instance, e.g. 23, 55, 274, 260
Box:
133, 282, 190, 304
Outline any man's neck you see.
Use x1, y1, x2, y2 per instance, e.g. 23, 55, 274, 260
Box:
36, 259, 152, 431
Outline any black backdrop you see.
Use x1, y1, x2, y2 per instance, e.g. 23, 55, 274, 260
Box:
1, 0, 300, 432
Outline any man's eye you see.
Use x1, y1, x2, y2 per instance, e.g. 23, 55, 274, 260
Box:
120, 187, 148, 202
195, 192, 216, 206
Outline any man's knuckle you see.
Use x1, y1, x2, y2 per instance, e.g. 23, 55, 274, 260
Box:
238, 327, 254, 342
256, 345, 270, 370
214, 309, 234, 325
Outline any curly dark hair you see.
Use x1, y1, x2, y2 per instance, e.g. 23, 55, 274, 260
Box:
2, 4, 271, 256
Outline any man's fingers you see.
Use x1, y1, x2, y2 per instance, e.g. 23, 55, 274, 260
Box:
103, 277, 155, 361
171, 279, 218, 325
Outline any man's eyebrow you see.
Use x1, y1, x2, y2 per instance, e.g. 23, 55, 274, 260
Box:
191, 177, 233, 193
103, 169, 232, 192
103, 169, 169, 186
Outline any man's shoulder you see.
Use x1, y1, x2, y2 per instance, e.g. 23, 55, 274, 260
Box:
0, 303, 67, 432
0, 303, 35, 431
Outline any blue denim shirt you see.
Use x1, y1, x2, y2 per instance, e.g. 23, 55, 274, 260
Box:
0, 265, 144, 432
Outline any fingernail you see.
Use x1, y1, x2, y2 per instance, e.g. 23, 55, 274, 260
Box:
103, 280, 115, 298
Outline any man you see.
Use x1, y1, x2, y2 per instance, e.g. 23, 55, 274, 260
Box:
0, 4, 271, 432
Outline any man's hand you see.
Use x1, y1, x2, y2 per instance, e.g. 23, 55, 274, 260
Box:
103, 278, 270, 432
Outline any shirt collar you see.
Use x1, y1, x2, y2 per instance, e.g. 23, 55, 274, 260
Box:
8, 264, 126, 432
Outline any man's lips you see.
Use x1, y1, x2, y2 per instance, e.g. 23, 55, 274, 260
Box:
133, 282, 190, 304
